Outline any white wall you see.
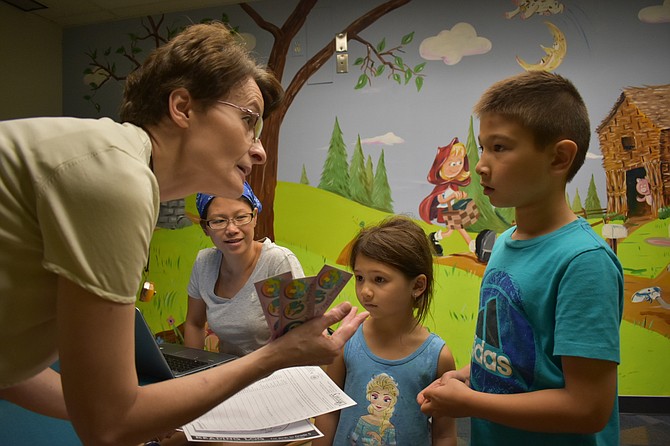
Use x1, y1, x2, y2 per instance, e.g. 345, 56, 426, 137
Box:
0, 2, 62, 120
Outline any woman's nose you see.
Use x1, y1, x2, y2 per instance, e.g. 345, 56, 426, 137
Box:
224, 222, 241, 235
249, 139, 267, 165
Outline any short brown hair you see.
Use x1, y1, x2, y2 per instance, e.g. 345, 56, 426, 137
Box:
473, 71, 590, 181
349, 215, 435, 324
120, 22, 282, 126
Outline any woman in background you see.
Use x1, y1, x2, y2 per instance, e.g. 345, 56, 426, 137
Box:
184, 183, 304, 356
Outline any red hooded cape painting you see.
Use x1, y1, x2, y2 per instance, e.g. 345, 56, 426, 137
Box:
419, 137, 471, 224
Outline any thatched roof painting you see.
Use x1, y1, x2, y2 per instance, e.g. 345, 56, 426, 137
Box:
597, 84, 670, 133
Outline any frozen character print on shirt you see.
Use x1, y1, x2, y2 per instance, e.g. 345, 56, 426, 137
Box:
349, 373, 399, 445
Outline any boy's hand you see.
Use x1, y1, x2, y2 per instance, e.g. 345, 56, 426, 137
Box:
417, 365, 471, 417
418, 376, 472, 418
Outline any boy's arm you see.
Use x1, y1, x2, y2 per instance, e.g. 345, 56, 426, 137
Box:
418, 364, 470, 407
421, 356, 617, 434
430, 347, 458, 446
312, 352, 346, 446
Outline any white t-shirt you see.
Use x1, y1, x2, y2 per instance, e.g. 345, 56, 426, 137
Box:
0, 117, 158, 387
187, 238, 304, 356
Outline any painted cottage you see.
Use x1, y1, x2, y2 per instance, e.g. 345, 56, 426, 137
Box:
597, 84, 670, 219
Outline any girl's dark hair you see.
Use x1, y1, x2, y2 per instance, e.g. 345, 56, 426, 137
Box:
120, 22, 283, 126
349, 215, 435, 323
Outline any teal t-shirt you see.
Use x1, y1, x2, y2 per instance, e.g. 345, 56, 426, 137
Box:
470, 218, 623, 446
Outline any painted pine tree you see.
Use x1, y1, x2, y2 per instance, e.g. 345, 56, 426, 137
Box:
365, 155, 374, 203
584, 174, 603, 218
349, 135, 371, 206
318, 117, 350, 198
572, 188, 584, 214
300, 164, 310, 185
371, 150, 393, 212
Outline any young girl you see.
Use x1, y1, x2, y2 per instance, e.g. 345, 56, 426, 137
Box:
314, 215, 457, 446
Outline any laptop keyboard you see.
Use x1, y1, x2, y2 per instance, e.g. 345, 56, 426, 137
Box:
164, 354, 209, 373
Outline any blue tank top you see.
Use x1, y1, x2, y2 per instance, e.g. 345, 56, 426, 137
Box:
333, 324, 445, 445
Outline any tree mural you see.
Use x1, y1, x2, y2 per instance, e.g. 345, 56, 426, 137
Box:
319, 117, 351, 197
317, 119, 393, 211
300, 164, 310, 185
571, 189, 584, 213
349, 136, 371, 206
241, 0, 415, 238
584, 174, 604, 218
371, 150, 394, 212
365, 155, 375, 202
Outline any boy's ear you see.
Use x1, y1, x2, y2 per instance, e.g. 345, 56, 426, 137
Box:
168, 88, 193, 129
551, 139, 578, 175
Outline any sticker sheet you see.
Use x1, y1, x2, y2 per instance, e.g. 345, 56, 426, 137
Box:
255, 265, 353, 338
254, 271, 293, 338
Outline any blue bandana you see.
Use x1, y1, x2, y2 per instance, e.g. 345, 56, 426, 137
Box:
195, 181, 263, 219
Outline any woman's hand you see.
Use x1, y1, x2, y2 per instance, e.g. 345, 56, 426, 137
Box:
268, 302, 368, 367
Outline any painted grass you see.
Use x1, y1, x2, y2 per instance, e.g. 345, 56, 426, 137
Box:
591, 218, 669, 278
619, 321, 670, 395
141, 181, 670, 395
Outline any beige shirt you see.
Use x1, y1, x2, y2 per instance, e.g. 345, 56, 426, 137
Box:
0, 117, 158, 387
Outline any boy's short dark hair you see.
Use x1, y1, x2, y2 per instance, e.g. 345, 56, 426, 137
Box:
473, 71, 590, 182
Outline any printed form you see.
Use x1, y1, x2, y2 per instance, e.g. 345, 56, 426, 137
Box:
185, 366, 355, 432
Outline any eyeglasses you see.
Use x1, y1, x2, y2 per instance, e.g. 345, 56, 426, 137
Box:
204, 212, 255, 230
216, 100, 263, 143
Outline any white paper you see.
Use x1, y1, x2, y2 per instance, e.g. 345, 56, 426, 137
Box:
183, 418, 322, 443
186, 366, 355, 431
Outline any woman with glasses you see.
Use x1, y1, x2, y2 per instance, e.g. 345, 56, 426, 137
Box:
184, 183, 304, 356
0, 21, 367, 446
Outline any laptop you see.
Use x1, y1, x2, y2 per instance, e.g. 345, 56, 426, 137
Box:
134, 307, 237, 381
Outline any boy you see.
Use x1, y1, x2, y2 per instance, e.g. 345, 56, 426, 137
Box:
417, 71, 624, 445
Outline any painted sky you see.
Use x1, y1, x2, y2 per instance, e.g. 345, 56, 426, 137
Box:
274, 0, 670, 216
62, 0, 670, 216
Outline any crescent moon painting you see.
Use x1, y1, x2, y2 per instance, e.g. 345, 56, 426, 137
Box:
516, 21, 567, 72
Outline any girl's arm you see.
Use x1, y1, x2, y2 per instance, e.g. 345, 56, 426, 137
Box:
183, 296, 208, 349
431, 345, 457, 446
312, 351, 347, 446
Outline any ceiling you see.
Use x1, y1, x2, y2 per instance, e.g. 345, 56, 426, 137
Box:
7, 0, 253, 27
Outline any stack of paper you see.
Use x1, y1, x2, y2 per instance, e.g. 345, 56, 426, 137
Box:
183, 366, 356, 442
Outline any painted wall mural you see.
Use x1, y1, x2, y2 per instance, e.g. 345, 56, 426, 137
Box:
61, 0, 670, 396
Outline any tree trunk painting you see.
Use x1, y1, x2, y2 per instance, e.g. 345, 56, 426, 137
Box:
241, 0, 412, 239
